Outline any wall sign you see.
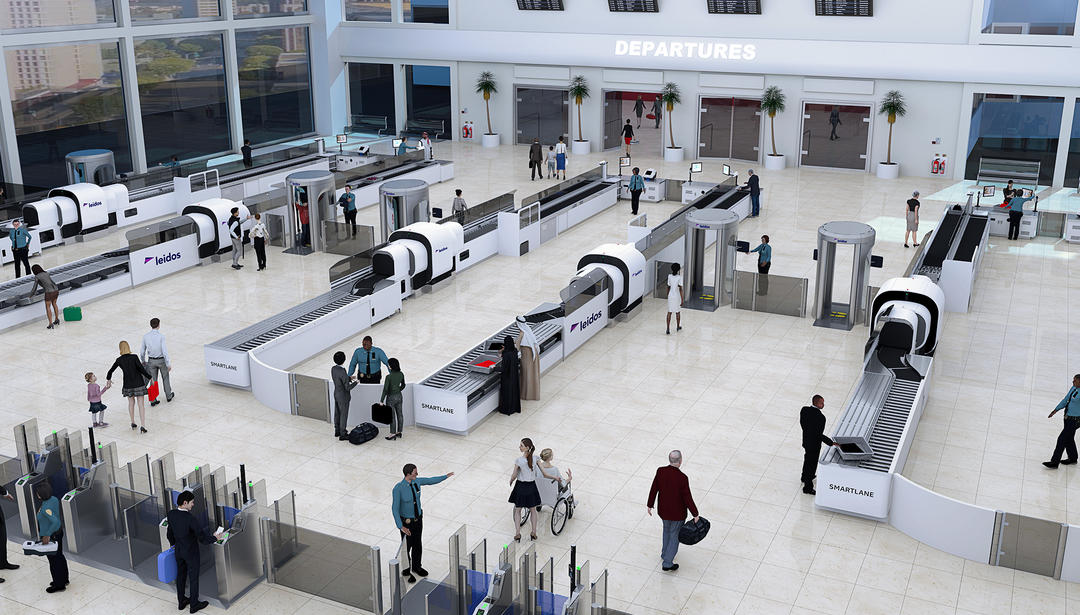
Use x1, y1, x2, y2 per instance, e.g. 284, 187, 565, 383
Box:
707, 0, 761, 14
615, 39, 757, 60
562, 292, 609, 356
608, 0, 659, 12
815, 0, 872, 16
517, 0, 565, 9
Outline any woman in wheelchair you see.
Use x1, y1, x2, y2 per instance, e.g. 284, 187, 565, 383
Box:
539, 448, 572, 488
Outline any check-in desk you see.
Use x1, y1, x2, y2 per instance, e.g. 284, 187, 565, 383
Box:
618, 178, 666, 202
681, 181, 719, 204
1066, 216, 1080, 243
987, 208, 1038, 239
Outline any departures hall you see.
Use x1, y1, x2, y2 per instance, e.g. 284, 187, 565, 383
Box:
0, 1, 1079, 614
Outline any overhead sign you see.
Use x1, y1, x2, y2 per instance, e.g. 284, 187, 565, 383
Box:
614, 39, 757, 61
562, 292, 609, 356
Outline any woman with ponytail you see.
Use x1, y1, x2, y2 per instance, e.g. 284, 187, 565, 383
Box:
508, 437, 557, 541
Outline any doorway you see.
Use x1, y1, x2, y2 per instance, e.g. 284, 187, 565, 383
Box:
698, 97, 762, 161
602, 91, 663, 156
800, 102, 872, 170
515, 87, 569, 145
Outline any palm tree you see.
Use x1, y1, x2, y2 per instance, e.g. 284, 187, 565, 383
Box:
475, 71, 498, 136
878, 90, 907, 165
660, 82, 681, 149
761, 86, 786, 157
568, 75, 590, 142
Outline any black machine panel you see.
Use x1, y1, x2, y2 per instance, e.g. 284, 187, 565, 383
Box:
953, 217, 988, 263
707, 0, 761, 13
608, 0, 659, 11
815, 0, 872, 16
517, 0, 564, 8
921, 209, 963, 269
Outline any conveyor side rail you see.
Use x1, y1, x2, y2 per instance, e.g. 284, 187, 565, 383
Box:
537, 181, 615, 219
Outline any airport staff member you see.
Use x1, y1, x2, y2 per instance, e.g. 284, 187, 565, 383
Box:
339, 186, 358, 237
800, 395, 841, 495
392, 464, 454, 583
647, 450, 699, 572
628, 167, 645, 216
1005, 191, 1035, 241
420, 132, 434, 161
166, 490, 223, 613
35, 483, 67, 594
140, 317, 174, 406
349, 335, 390, 384
8, 219, 32, 279
227, 207, 243, 269
331, 351, 358, 440
0, 483, 17, 582
744, 169, 761, 217
749, 235, 771, 296
396, 137, 410, 156
1043, 374, 1080, 469
241, 139, 253, 168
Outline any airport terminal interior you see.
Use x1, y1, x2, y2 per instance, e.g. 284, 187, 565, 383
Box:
1, 1, 1080, 614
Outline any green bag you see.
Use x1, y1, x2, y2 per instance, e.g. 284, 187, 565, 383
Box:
63, 306, 82, 322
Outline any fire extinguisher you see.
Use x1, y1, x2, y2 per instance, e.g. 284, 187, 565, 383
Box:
931, 157, 940, 175
938, 156, 946, 175
469, 122, 474, 139
462, 122, 469, 139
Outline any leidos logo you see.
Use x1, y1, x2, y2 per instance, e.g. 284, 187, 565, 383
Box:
436, 247, 448, 253
84, 201, 103, 208
144, 252, 182, 266
569, 311, 603, 333
632, 269, 643, 277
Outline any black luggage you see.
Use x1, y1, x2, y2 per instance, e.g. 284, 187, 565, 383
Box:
348, 422, 379, 445
679, 516, 710, 545
371, 403, 393, 425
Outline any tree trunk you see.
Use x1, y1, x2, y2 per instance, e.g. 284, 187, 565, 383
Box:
485, 97, 493, 136
666, 102, 675, 149
886, 115, 895, 165
769, 111, 777, 157
576, 97, 583, 142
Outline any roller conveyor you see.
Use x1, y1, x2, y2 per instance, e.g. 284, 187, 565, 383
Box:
856, 378, 921, 472
0, 249, 129, 312
919, 208, 963, 271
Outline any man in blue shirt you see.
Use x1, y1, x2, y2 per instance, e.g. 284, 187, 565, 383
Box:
744, 169, 761, 217
339, 186, 358, 237
1005, 191, 1035, 241
627, 167, 645, 215
7, 219, 32, 278
349, 335, 390, 384
392, 463, 454, 583
748, 235, 771, 295
1044, 374, 1080, 468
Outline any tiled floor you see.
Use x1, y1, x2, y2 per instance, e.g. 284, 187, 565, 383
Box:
1, 140, 1077, 614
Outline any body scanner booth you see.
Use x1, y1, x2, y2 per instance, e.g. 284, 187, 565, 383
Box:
378, 179, 430, 243
284, 170, 336, 254
682, 208, 739, 311
66, 149, 116, 186
813, 221, 876, 330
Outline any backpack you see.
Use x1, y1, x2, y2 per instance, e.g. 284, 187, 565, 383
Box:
348, 422, 379, 445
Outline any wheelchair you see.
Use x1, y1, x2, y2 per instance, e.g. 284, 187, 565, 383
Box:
518, 467, 576, 536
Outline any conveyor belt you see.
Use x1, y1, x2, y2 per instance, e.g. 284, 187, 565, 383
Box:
952, 217, 988, 263
920, 209, 963, 269
686, 186, 747, 211
349, 161, 436, 188
857, 378, 921, 472
538, 181, 615, 219
0, 249, 129, 311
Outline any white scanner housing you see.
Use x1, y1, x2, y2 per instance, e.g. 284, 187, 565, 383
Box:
574, 243, 647, 317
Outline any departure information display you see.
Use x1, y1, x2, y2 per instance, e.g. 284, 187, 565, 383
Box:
706, 0, 761, 14
608, 0, 660, 12
815, 0, 872, 16
517, 0, 564, 9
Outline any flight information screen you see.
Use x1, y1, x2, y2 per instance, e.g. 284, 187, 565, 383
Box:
706, 0, 761, 14
517, 0, 565, 9
608, 0, 660, 12
815, 0, 872, 16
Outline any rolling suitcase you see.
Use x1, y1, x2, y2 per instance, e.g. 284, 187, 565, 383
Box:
157, 547, 178, 583
63, 306, 82, 321
371, 403, 392, 425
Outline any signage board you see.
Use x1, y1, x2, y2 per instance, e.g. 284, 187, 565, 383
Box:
517, 0, 564, 8
608, 0, 659, 12
204, 347, 251, 388
815, 0, 872, 16
129, 234, 199, 286
707, 0, 761, 14
562, 292, 609, 356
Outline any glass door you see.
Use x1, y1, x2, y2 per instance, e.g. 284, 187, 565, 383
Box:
405, 64, 452, 139
516, 88, 568, 145
731, 98, 762, 161
603, 91, 623, 150
800, 103, 872, 170
698, 97, 761, 161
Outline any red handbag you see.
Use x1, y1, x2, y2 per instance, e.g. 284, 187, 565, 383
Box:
148, 381, 159, 402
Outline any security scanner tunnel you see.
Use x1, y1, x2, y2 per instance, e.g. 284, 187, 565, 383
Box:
66, 149, 116, 186
911, 195, 991, 313
812, 221, 879, 331
682, 208, 739, 311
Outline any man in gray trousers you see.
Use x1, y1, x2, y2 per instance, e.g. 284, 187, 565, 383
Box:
140, 317, 175, 406
646, 450, 699, 572
332, 351, 358, 441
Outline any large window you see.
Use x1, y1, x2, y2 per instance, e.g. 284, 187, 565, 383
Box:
135, 35, 230, 164
1, 0, 115, 29
347, 62, 395, 136
130, 0, 220, 21
981, 0, 1077, 35
234, 0, 305, 18
403, 0, 447, 23
965, 93, 1063, 185
1065, 101, 1080, 188
6, 41, 131, 187
345, 0, 390, 21
236, 26, 313, 144
405, 64, 450, 139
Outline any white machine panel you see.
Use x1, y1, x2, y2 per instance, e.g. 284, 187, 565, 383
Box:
129, 234, 200, 286
412, 385, 470, 432
815, 463, 893, 520
562, 292, 609, 356
205, 347, 251, 388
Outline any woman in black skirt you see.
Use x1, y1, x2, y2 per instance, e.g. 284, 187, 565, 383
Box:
106, 340, 153, 433
509, 438, 557, 541
498, 336, 521, 415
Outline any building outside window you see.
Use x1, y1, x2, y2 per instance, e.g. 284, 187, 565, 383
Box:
235, 26, 314, 144
405, 64, 451, 139
0, 0, 115, 29
1065, 100, 1080, 188
344, 0, 390, 21
402, 0, 447, 23
234, 0, 306, 19
129, 0, 220, 21
981, 0, 1077, 35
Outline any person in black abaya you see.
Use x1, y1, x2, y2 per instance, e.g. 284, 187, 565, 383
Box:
498, 336, 521, 415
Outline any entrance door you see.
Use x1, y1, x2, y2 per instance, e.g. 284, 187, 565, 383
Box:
698, 97, 761, 161
516, 87, 569, 145
603, 91, 622, 150
800, 103, 872, 170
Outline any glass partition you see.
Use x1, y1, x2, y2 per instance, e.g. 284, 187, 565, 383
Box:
323, 221, 375, 256
348, 62, 395, 135
590, 569, 607, 612
6, 41, 131, 187
1065, 100, 1080, 189
126, 216, 197, 252
263, 520, 382, 610
981, 0, 1077, 35
236, 26, 313, 144
965, 93, 1063, 185
345, 0, 390, 21
122, 454, 153, 494
733, 270, 809, 317
1, 0, 115, 29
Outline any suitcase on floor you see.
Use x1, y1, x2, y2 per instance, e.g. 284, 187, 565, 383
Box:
679, 516, 710, 545
157, 547, 178, 583
371, 403, 393, 425
348, 422, 379, 445
63, 306, 82, 322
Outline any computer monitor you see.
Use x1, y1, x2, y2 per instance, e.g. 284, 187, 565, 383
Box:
336, 134, 348, 144
722, 164, 732, 176
690, 162, 702, 173
1021, 188, 1034, 198
619, 157, 631, 168
981, 185, 995, 197
392, 139, 404, 149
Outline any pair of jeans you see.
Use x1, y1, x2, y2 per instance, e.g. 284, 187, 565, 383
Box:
386, 393, 403, 434
1051, 416, 1080, 463
660, 519, 681, 567
750, 193, 760, 216
231, 237, 242, 266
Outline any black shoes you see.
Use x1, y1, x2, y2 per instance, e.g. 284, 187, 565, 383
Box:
1063, 459, 1078, 465
45, 584, 67, 593
338, 435, 349, 441
178, 597, 190, 611
167, 393, 175, 402
190, 600, 209, 613
140, 427, 148, 434
151, 400, 161, 407
131, 423, 138, 430
662, 564, 679, 571
414, 567, 429, 577
1044, 461, 1060, 469
802, 483, 816, 495
0, 563, 19, 570
904, 244, 909, 248
402, 568, 417, 583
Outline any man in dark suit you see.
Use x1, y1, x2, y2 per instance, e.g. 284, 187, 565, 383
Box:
646, 450, 699, 572
744, 169, 761, 217
800, 395, 840, 495
166, 490, 223, 613
0, 484, 18, 581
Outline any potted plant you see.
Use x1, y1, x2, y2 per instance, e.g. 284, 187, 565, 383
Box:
475, 71, 500, 148
877, 90, 906, 178
761, 85, 786, 170
569, 75, 591, 154
660, 82, 683, 162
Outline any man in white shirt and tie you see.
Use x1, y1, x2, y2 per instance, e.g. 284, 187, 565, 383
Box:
141, 317, 174, 406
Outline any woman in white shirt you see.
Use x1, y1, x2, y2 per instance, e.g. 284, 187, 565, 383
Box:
666, 262, 683, 335
251, 212, 268, 271
509, 438, 557, 542
554, 137, 568, 180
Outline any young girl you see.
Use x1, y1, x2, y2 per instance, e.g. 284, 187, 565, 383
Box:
545, 145, 556, 179
86, 372, 111, 428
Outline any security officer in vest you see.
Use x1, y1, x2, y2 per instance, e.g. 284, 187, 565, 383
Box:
8, 219, 32, 279
166, 490, 223, 613
1044, 374, 1080, 469
392, 464, 454, 583
348, 335, 390, 384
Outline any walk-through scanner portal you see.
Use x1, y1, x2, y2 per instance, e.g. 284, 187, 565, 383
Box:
682, 208, 739, 311
284, 170, 336, 254
65, 149, 116, 186
378, 178, 430, 243
813, 221, 876, 330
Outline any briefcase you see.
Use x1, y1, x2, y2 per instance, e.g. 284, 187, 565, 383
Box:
371, 403, 393, 425
158, 547, 178, 583
678, 516, 710, 545
63, 306, 82, 322
23, 540, 58, 556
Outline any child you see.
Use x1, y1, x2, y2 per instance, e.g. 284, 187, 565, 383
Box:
545, 145, 556, 179
86, 372, 111, 428
538, 448, 572, 488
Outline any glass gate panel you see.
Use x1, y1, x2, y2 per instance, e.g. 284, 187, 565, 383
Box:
994, 512, 1066, 577
699, 97, 734, 158
731, 97, 762, 162
516, 88, 568, 145
801, 103, 871, 170
603, 90, 623, 150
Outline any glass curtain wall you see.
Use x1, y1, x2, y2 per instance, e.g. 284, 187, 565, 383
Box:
6, 41, 131, 187
1065, 100, 1080, 188
347, 62, 395, 135
234, 0, 305, 18
135, 34, 230, 164
403, 0, 448, 23
405, 64, 450, 138
965, 93, 1063, 185
981, 0, 1077, 35
0, 0, 115, 29
345, 0, 391, 21
235, 26, 313, 144
130, 0, 220, 21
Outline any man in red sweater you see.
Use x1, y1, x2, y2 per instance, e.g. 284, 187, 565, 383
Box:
646, 450, 699, 571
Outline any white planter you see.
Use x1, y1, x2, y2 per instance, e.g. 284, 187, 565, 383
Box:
571, 140, 590, 155
764, 154, 786, 170
664, 147, 684, 162
481, 133, 500, 148
876, 162, 900, 179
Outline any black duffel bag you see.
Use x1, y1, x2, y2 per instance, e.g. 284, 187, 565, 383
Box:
348, 422, 379, 445
679, 516, 710, 545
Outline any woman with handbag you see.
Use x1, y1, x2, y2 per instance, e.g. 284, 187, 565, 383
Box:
106, 340, 153, 433
382, 358, 406, 441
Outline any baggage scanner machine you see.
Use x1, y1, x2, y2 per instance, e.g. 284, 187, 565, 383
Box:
816, 276, 944, 520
